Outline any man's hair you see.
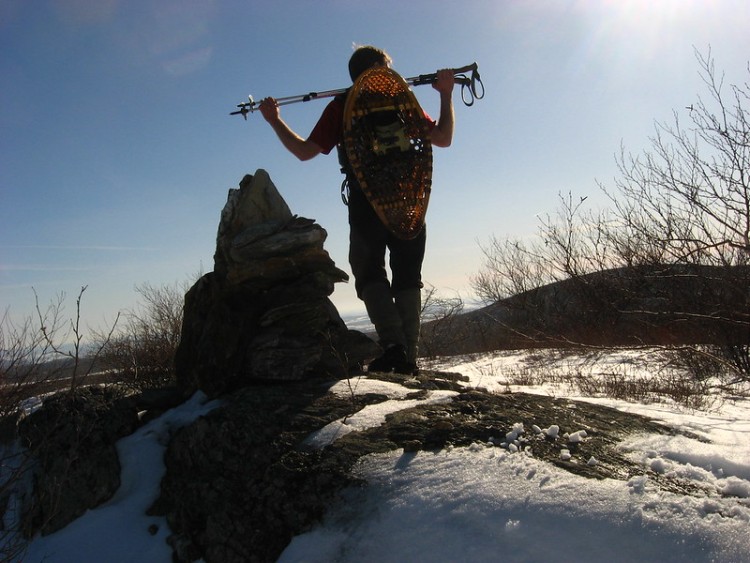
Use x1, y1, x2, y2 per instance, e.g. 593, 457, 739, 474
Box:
348, 45, 392, 82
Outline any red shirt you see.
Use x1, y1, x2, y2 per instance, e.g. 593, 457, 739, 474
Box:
308, 97, 346, 154
308, 97, 435, 155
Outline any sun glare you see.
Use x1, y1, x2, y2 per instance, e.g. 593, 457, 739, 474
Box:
590, 0, 713, 59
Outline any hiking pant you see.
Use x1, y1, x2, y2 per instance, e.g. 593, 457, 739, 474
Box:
347, 187, 425, 360
347, 187, 426, 298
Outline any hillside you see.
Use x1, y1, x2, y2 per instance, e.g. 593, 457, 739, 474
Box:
421, 264, 750, 356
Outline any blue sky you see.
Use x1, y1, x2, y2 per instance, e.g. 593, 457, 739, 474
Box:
2, 0, 749, 333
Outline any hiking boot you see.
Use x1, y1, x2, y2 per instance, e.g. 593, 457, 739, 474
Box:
394, 288, 421, 364
368, 344, 417, 375
362, 282, 407, 350
398, 361, 419, 376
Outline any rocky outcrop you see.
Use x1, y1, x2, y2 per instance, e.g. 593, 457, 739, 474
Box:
16, 387, 140, 536
150, 370, 692, 562
13, 386, 186, 538
7, 171, 379, 542
10, 371, 698, 561
175, 171, 379, 397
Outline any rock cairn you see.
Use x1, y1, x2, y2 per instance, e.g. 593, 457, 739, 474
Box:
175, 170, 377, 397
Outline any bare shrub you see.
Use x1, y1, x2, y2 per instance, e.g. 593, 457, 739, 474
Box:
516, 348, 717, 408
564, 368, 697, 406
0, 310, 46, 561
658, 344, 749, 394
418, 285, 466, 359
1, 311, 51, 407
95, 280, 190, 391
33, 287, 120, 392
1, 288, 118, 560
471, 49, 749, 387
472, 237, 554, 304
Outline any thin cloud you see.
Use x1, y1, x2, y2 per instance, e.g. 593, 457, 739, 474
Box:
1, 264, 95, 272
162, 46, 213, 76
0, 245, 158, 252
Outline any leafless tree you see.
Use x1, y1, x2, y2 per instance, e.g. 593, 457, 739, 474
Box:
95, 280, 189, 390
472, 49, 749, 385
1, 308, 53, 560
1, 288, 118, 560
419, 285, 468, 359
602, 48, 750, 266
32, 287, 120, 391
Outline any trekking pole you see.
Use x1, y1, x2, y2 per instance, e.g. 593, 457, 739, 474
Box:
230, 62, 484, 119
230, 87, 349, 119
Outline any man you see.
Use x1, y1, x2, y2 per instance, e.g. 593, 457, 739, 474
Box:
259, 46, 455, 374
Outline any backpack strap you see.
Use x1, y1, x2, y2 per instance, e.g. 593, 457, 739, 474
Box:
334, 92, 355, 205
337, 143, 354, 205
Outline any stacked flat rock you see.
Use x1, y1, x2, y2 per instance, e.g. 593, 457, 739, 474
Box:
175, 170, 377, 396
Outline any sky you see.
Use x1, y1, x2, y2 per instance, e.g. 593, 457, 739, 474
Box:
2, 0, 750, 334
14, 349, 750, 561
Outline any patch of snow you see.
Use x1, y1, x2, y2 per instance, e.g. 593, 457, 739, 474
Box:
303, 388, 458, 449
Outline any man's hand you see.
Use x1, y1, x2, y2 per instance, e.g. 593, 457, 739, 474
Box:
432, 69, 455, 95
258, 96, 322, 161
258, 97, 280, 123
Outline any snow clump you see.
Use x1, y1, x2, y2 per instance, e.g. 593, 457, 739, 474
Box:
567, 430, 588, 443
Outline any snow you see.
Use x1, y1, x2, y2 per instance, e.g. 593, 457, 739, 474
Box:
11, 349, 750, 563
17, 392, 222, 563
303, 378, 457, 449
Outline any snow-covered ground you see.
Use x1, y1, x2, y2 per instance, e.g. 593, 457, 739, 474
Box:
15, 349, 750, 562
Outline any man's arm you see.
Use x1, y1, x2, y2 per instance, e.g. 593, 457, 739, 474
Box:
430, 69, 455, 148
259, 97, 323, 161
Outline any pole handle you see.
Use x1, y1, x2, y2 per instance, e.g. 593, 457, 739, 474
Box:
405, 62, 484, 106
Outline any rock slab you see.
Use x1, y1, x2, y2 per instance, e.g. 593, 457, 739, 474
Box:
175, 170, 379, 397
